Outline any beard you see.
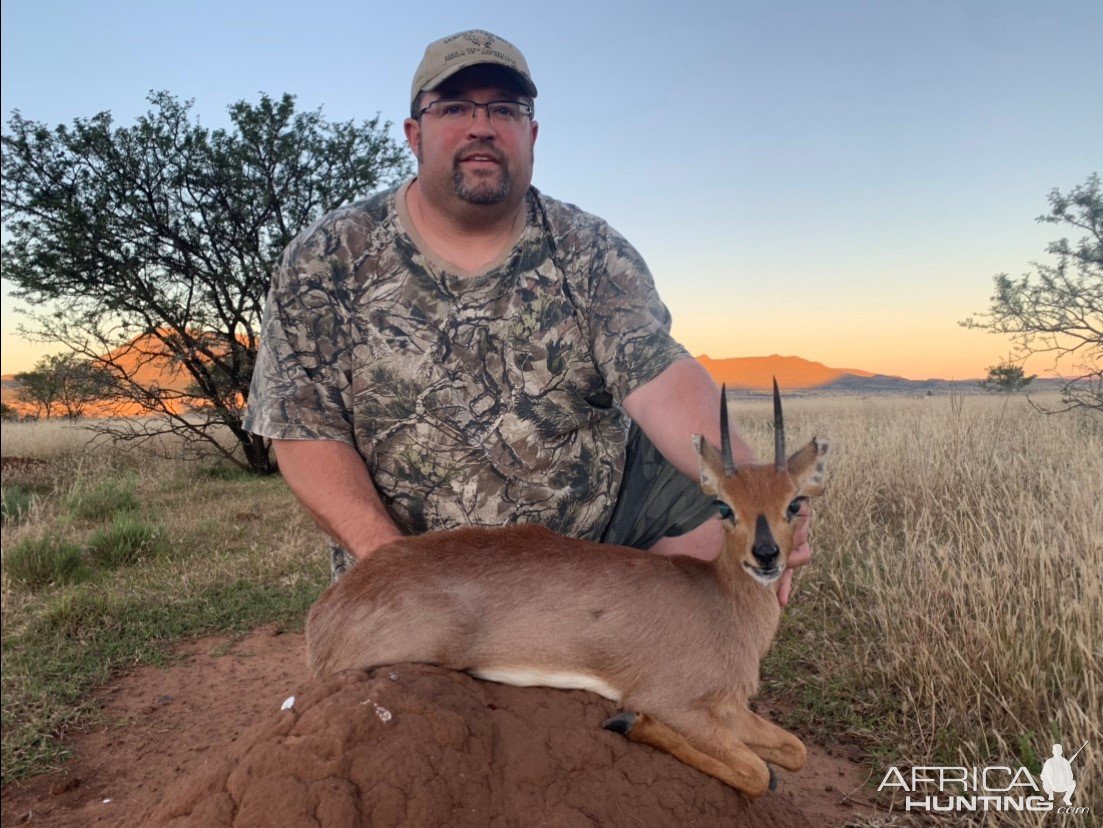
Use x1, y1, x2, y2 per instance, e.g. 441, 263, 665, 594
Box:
449, 140, 517, 205
451, 162, 512, 205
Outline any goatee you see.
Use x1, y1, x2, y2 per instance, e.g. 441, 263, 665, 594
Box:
452, 166, 511, 205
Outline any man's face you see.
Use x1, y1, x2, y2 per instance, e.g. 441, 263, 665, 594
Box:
404, 66, 538, 210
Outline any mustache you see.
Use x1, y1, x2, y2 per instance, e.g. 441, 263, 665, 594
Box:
454, 143, 506, 165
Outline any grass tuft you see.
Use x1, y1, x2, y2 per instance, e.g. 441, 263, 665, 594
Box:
2, 535, 86, 589
85, 515, 166, 569
66, 475, 139, 521
1015, 731, 1042, 774
1, 485, 34, 524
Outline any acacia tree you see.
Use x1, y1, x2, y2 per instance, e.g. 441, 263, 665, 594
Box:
980, 360, 1035, 395
2, 92, 409, 471
14, 353, 111, 419
13, 363, 61, 419
963, 174, 1102, 415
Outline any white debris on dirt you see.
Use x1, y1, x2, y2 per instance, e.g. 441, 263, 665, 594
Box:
388, 672, 398, 681
280, 696, 295, 711
102, 799, 112, 804
358, 698, 393, 723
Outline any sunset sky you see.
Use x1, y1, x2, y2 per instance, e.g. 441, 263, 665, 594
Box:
2, 0, 1100, 380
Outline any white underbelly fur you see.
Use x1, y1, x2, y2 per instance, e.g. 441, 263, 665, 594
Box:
469, 667, 621, 702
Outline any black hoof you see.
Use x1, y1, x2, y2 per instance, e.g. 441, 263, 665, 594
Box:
602, 711, 638, 735
768, 764, 778, 791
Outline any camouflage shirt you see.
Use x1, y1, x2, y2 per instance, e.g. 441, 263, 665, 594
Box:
244, 180, 690, 540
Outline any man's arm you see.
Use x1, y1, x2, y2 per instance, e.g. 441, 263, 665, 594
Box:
273, 439, 403, 561
245, 212, 403, 561
621, 357, 757, 477
622, 358, 812, 606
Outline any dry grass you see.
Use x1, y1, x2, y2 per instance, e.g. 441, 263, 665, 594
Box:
0, 416, 244, 464
1, 418, 111, 460
2, 396, 1099, 826
739, 393, 1100, 826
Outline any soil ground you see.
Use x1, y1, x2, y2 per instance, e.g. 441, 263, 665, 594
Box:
1, 627, 881, 826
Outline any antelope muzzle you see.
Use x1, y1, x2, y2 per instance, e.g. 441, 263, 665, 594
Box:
751, 514, 781, 577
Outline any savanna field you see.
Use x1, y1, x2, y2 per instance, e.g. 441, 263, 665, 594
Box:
1, 393, 1100, 827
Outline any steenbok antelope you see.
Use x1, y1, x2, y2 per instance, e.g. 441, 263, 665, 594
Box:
306, 381, 829, 798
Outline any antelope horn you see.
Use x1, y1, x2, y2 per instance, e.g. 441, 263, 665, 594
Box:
773, 377, 786, 470
720, 384, 736, 475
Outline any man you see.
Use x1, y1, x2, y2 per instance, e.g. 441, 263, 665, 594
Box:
244, 29, 811, 604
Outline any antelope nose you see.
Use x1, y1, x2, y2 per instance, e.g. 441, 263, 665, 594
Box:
752, 515, 779, 567
752, 542, 779, 567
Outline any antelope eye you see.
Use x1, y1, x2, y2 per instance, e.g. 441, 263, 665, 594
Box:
787, 498, 805, 517
713, 500, 734, 521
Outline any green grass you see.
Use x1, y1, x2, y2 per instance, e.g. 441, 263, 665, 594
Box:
1, 485, 33, 525
764, 604, 893, 753
65, 475, 139, 521
1, 577, 322, 783
85, 515, 166, 569
197, 463, 256, 481
1015, 732, 1043, 775
2, 535, 86, 589
2, 450, 329, 785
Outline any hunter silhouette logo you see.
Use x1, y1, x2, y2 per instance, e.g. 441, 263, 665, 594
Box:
877, 738, 1091, 815
1042, 742, 1085, 806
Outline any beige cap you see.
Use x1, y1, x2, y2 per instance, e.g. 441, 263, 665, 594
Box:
411, 29, 538, 107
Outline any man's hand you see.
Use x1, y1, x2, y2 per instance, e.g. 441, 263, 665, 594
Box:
778, 503, 813, 607
273, 439, 403, 561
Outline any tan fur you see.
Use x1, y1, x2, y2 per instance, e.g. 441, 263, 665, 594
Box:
306, 432, 830, 798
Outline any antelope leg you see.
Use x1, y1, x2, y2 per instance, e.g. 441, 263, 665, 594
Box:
724, 706, 807, 771
603, 711, 772, 797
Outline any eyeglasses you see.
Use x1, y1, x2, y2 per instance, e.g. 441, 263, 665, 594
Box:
417, 99, 534, 124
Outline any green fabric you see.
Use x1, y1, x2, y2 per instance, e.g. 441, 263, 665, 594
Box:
599, 422, 716, 550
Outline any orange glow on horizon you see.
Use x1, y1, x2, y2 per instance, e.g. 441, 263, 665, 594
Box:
0, 292, 1051, 382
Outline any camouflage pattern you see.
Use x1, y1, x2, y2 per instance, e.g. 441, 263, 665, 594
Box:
245, 180, 691, 547
326, 422, 717, 581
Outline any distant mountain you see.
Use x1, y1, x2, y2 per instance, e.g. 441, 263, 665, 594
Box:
694, 356, 1068, 398
1, 375, 25, 410
808, 372, 1066, 397
1, 349, 1060, 417
696, 354, 883, 390
2, 333, 205, 417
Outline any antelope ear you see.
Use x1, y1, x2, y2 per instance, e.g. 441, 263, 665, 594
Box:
692, 434, 724, 497
786, 436, 830, 497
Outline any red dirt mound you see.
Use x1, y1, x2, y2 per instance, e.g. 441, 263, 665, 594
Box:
147, 663, 810, 827
0, 456, 49, 472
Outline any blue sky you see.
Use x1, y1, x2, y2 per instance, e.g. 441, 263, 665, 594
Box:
2, 0, 1101, 378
